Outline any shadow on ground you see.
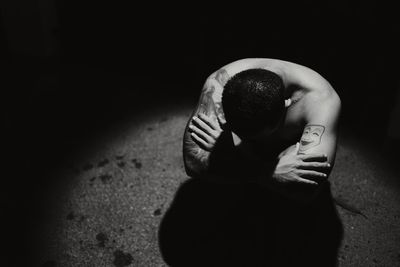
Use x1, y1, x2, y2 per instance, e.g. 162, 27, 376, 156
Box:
159, 179, 343, 267
4, 62, 400, 266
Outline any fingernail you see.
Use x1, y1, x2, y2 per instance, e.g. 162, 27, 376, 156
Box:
327, 163, 331, 167
192, 116, 197, 120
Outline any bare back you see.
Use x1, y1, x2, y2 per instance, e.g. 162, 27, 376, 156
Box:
205, 59, 340, 160
183, 58, 341, 178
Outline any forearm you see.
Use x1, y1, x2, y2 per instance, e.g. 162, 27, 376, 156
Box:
182, 69, 229, 177
296, 93, 341, 178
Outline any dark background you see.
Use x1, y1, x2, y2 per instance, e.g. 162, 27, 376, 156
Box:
2, 1, 399, 265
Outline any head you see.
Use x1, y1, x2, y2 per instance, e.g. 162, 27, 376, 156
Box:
222, 68, 286, 140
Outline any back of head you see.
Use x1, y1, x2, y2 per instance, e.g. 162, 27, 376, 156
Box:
222, 68, 285, 137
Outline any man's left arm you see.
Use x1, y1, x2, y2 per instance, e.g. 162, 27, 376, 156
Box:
297, 90, 341, 177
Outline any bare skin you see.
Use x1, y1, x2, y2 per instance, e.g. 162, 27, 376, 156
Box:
183, 58, 341, 198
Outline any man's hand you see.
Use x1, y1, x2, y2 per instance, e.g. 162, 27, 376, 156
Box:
188, 113, 224, 152
272, 143, 330, 186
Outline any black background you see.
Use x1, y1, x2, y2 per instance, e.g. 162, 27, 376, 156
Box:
2, 1, 399, 265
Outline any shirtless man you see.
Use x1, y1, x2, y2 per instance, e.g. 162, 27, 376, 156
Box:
182, 58, 341, 200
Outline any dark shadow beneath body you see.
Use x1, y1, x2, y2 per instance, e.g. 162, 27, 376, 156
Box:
159, 178, 343, 267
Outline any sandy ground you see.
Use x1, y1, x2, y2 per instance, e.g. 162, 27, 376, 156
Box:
26, 95, 400, 267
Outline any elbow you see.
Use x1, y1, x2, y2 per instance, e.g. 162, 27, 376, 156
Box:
183, 156, 202, 178
183, 155, 193, 176
184, 162, 196, 177
335, 93, 342, 113
330, 90, 342, 115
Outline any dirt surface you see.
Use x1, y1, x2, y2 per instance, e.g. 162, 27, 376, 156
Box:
29, 99, 400, 267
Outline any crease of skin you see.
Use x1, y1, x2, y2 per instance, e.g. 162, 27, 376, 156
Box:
184, 68, 230, 176
333, 196, 368, 219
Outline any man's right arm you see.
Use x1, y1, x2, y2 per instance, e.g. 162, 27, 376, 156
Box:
182, 69, 230, 177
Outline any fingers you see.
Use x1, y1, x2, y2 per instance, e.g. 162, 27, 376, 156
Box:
299, 161, 331, 170
294, 177, 318, 186
296, 169, 327, 180
189, 124, 214, 143
198, 113, 221, 131
192, 115, 214, 133
191, 114, 222, 140
190, 132, 211, 151
299, 153, 328, 162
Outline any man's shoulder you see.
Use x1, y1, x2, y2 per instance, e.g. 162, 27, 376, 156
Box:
213, 58, 285, 78
302, 88, 341, 120
308, 87, 341, 106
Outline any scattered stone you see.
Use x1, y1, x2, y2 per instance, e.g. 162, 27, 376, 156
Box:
113, 250, 133, 267
131, 159, 142, 169
116, 155, 125, 160
78, 215, 85, 223
100, 174, 113, 183
153, 208, 162, 216
96, 232, 108, 248
97, 159, 110, 167
117, 161, 126, 168
89, 176, 96, 182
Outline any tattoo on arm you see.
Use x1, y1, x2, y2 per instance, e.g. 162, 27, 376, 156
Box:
215, 68, 230, 86
183, 68, 230, 173
198, 68, 229, 123
198, 84, 216, 116
298, 124, 325, 152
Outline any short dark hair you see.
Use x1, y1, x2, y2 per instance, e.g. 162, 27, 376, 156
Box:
222, 68, 285, 137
